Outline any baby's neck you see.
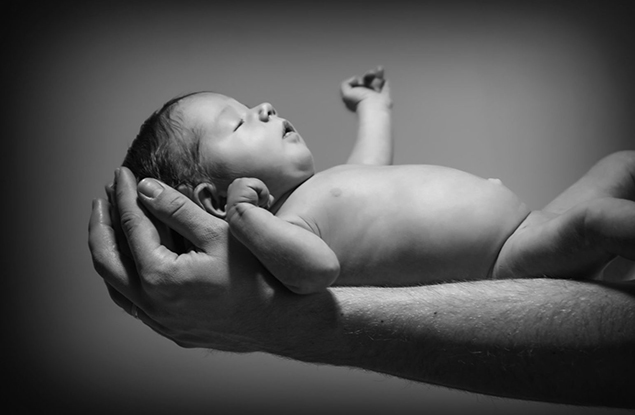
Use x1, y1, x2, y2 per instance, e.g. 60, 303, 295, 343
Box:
269, 176, 312, 214
269, 192, 290, 215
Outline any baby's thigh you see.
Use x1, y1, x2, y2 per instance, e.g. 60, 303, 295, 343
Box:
544, 150, 635, 215
494, 206, 610, 280
584, 151, 635, 199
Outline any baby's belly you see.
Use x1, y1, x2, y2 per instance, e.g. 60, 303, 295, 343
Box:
311, 165, 530, 285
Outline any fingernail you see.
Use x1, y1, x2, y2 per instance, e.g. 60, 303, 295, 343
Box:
138, 178, 163, 198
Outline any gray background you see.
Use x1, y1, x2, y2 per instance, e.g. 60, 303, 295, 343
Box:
4, 1, 634, 414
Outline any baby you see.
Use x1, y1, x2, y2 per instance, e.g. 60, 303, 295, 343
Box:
123, 67, 635, 294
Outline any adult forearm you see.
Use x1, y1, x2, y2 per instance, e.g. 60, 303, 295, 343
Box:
99, 170, 634, 407
259, 279, 635, 408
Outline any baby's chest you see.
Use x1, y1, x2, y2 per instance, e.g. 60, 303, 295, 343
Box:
279, 185, 425, 260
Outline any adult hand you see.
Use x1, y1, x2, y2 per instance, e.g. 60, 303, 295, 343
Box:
88, 167, 280, 352
88, 168, 635, 408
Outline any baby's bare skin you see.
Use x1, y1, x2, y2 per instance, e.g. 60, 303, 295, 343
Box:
276, 164, 529, 286
167, 69, 634, 294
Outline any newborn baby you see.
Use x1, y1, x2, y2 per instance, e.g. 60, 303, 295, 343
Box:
123, 68, 635, 293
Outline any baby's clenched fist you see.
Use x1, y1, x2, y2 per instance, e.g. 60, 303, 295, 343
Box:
226, 177, 274, 220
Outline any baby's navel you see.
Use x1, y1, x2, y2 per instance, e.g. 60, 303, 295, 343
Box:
488, 178, 503, 185
330, 188, 342, 197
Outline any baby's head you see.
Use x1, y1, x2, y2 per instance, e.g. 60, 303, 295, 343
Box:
123, 92, 315, 217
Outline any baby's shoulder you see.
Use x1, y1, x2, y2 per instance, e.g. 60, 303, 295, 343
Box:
274, 168, 353, 230
275, 180, 327, 220
274, 194, 324, 235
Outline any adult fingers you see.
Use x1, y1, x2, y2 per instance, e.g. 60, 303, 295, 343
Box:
136, 176, 228, 251
115, 167, 176, 265
89, 197, 142, 300
106, 182, 133, 260
118, 174, 182, 253
106, 282, 138, 317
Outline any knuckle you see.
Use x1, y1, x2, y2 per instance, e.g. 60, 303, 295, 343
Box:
164, 194, 190, 221
136, 258, 171, 290
119, 210, 142, 235
579, 198, 613, 244
232, 178, 251, 192
245, 177, 261, 187
164, 190, 187, 210
149, 262, 175, 286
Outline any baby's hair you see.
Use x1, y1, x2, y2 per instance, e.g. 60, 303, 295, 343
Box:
122, 91, 212, 189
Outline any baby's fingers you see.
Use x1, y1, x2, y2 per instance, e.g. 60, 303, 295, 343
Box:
341, 76, 363, 94
228, 177, 273, 209
249, 180, 273, 208
363, 66, 385, 92
362, 66, 384, 82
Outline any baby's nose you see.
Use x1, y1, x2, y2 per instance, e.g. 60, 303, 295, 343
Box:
258, 103, 277, 121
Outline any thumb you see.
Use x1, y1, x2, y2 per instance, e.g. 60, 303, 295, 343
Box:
137, 177, 228, 250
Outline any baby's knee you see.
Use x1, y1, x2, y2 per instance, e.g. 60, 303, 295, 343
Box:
579, 198, 623, 241
599, 150, 635, 174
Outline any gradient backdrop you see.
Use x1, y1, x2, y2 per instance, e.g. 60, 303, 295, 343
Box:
3, 1, 634, 414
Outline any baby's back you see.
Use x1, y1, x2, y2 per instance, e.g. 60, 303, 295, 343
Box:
276, 165, 530, 285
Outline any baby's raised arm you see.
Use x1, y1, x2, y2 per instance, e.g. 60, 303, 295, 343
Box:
341, 67, 393, 165
226, 177, 340, 294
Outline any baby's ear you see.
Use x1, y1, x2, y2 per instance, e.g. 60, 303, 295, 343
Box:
192, 182, 227, 219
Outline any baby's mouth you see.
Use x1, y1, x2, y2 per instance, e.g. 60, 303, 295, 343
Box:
282, 120, 296, 138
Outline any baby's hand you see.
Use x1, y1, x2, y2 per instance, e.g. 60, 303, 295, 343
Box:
341, 66, 392, 112
227, 178, 274, 215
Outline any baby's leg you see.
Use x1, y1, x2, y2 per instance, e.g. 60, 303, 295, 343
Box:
583, 198, 635, 260
543, 150, 635, 215
543, 150, 635, 280
494, 198, 635, 280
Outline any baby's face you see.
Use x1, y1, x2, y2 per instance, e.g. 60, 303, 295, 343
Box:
179, 92, 315, 197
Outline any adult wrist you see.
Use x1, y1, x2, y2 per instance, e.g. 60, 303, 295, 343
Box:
255, 288, 347, 361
